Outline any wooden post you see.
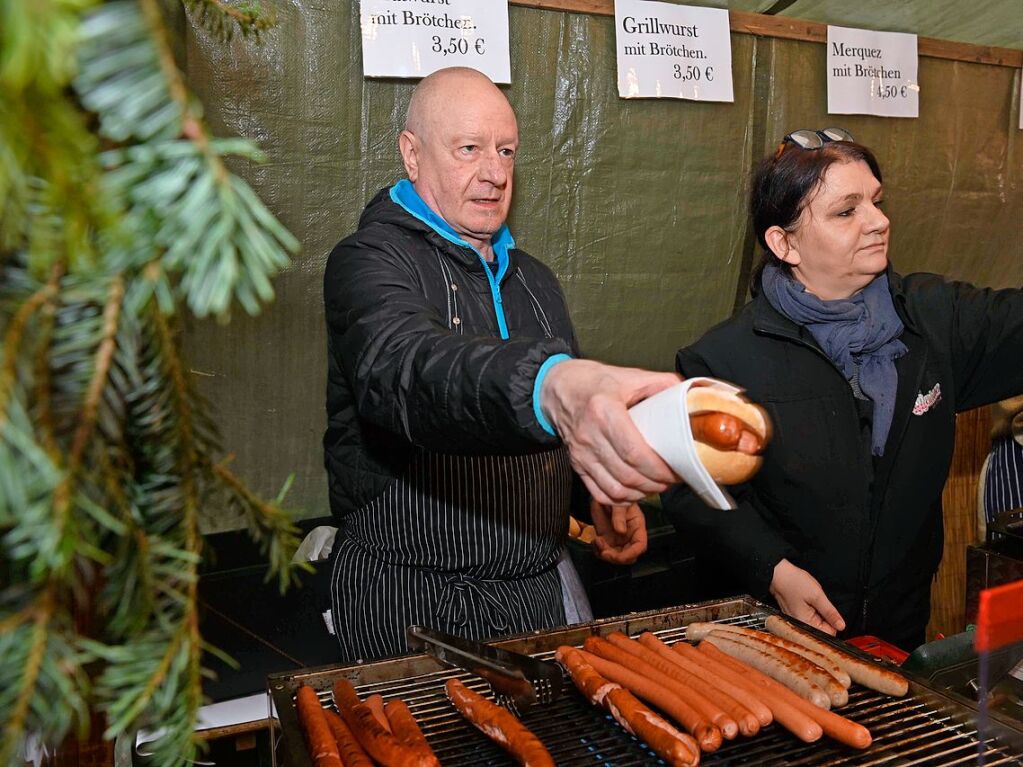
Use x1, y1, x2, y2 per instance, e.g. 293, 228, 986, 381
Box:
928, 406, 991, 640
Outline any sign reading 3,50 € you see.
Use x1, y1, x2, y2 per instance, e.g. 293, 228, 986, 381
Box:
359, 0, 511, 83
614, 0, 734, 102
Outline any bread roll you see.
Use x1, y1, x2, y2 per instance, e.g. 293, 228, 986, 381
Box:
687, 387, 771, 485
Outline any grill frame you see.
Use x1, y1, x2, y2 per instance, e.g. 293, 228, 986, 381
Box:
268, 596, 1023, 766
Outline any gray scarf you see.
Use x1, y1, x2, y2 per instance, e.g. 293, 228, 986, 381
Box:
762, 264, 907, 456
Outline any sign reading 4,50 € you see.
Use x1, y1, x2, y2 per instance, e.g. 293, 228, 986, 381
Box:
359, 0, 511, 83
827, 26, 919, 118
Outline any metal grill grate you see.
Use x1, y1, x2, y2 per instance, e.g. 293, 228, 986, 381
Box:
271, 598, 1023, 766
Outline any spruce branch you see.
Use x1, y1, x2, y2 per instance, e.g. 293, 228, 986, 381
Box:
2, 1, 305, 762
80, 1, 298, 318
182, 0, 276, 41
0, 280, 55, 428
0, 592, 52, 767
0, 0, 95, 93
0, 589, 86, 767
212, 462, 309, 592
32, 264, 64, 456
139, 0, 229, 185
86, 303, 208, 760
40, 276, 124, 582
70, 276, 124, 467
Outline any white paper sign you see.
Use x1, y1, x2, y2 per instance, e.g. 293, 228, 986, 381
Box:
827, 26, 919, 118
614, 0, 733, 101
359, 0, 510, 83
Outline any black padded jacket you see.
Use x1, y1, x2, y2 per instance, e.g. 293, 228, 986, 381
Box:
664, 270, 1023, 648
323, 187, 578, 520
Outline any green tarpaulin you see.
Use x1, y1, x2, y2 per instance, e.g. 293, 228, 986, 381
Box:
177, 2, 1023, 529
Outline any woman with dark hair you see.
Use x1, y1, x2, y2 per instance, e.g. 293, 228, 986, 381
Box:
663, 129, 1023, 650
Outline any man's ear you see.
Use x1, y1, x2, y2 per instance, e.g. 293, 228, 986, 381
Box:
399, 130, 419, 182
764, 225, 800, 266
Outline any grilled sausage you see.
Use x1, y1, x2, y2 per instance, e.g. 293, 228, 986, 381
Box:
585, 635, 737, 740
295, 686, 344, 767
638, 632, 773, 727
556, 645, 620, 706
384, 699, 438, 761
684, 622, 851, 688
685, 387, 771, 485
333, 678, 439, 767
701, 642, 871, 749
556, 646, 700, 766
690, 412, 763, 453
365, 694, 391, 731
575, 647, 722, 752
764, 615, 909, 697
705, 631, 848, 707
445, 678, 555, 767
675, 642, 825, 743
704, 632, 833, 709
606, 688, 701, 767
323, 709, 375, 767
606, 632, 760, 737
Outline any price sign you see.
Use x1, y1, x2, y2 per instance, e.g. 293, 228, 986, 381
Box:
827, 26, 919, 118
359, 0, 510, 83
614, 0, 734, 102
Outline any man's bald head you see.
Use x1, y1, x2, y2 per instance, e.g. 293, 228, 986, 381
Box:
398, 68, 519, 259
405, 67, 514, 141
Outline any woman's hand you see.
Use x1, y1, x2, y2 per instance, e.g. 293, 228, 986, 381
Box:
769, 558, 846, 635
590, 500, 648, 565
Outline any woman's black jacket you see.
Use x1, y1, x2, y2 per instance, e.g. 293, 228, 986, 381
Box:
664, 271, 1023, 647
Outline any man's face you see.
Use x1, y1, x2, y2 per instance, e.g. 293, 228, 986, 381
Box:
402, 92, 518, 252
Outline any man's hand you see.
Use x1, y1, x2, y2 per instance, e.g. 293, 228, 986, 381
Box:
591, 500, 648, 565
770, 558, 846, 635
540, 359, 681, 505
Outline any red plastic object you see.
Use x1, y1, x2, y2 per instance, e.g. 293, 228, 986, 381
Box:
975, 580, 1023, 652
846, 635, 909, 664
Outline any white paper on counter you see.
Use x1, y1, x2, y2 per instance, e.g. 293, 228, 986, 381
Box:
136, 693, 276, 751
614, 0, 733, 101
359, 0, 510, 83
827, 25, 919, 118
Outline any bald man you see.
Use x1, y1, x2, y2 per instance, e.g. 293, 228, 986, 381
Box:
324, 67, 678, 661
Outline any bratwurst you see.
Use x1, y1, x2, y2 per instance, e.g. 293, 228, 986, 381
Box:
687, 387, 771, 485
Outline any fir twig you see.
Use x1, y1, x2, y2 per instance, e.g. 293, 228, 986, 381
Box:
140, 0, 228, 185
32, 264, 64, 456
0, 589, 53, 767
1, 1, 302, 761
182, 0, 276, 41
0, 280, 57, 428
212, 462, 309, 591
70, 276, 123, 466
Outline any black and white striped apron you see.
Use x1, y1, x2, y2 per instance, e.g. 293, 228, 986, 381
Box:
984, 434, 1023, 522
330, 445, 572, 661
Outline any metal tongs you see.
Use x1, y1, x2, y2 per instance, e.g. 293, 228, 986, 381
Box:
406, 625, 562, 712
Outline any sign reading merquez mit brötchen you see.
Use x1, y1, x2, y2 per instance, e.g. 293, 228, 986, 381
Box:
827, 25, 919, 118
614, 0, 734, 101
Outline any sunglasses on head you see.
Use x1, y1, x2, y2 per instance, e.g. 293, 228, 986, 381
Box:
774, 127, 855, 159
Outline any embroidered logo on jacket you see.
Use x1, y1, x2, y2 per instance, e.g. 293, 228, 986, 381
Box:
912, 383, 942, 416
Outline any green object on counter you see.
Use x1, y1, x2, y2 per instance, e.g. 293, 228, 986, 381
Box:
903, 628, 978, 679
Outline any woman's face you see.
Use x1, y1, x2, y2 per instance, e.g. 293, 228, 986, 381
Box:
771, 159, 890, 300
